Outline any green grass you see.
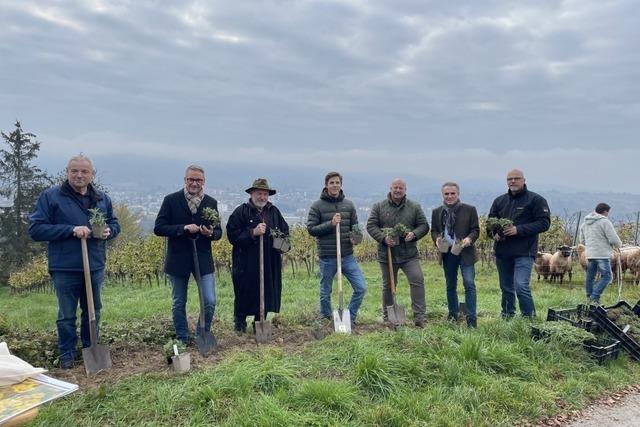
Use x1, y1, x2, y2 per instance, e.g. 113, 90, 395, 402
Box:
2, 261, 640, 426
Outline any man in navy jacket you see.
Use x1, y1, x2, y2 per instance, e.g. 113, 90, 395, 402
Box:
488, 169, 550, 319
154, 165, 223, 344
29, 154, 120, 369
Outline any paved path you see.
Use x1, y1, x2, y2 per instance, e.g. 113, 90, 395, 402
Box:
564, 391, 640, 427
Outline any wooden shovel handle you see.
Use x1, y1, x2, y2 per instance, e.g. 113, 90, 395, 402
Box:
80, 238, 96, 323
386, 245, 396, 295
259, 234, 265, 322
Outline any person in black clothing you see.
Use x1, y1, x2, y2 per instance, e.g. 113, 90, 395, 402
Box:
226, 178, 289, 333
488, 169, 550, 319
154, 165, 223, 344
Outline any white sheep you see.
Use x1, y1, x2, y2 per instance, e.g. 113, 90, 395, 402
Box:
534, 251, 552, 281
549, 245, 573, 284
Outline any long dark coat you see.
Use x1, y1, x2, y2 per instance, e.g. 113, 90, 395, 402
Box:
226, 201, 289, 317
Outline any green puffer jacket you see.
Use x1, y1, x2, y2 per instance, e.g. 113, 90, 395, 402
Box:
307, 189, 360, 259
366, 194, 430, 264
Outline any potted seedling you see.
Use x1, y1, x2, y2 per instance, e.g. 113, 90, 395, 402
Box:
88, 208, 107, 239
163, 339, 190, 373
270, 228, 291, 253
486, 217, 514, 238
350, 224, 363, 245
450, 238, 465, 256
201, 207, 220, 228
381, 227, 399, 246
436, 233, 450, 253
393, 223, 409, 240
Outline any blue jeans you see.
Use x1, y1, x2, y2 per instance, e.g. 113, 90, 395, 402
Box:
585, 258, 612, 303
496, 256, 536, 318
169, 273, 216, 342
442, 252, 477, 324
51, 270, 104, 362
319, 255, 367, 323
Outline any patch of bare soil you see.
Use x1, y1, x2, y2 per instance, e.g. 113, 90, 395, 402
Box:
49, 320, 395, 391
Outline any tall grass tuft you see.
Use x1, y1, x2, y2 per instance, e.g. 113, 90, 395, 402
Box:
354, 351, 397, 398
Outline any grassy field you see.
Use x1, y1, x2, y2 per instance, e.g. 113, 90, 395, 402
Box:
2, 261, 640, 426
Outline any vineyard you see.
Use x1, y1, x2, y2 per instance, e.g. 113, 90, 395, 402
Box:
9, 214, 639, 294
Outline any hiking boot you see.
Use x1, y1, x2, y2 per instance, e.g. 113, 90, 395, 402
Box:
414, 319, 426, 328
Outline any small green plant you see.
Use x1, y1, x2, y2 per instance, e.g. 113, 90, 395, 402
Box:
201, 207, 220, 227
351, 224, 363, 237
88, 207, 107, 227
486, 217, 513, 235
270, 228, 290, 242
163, 339, 187, 358
393, 223, 409, 237
534, 322, 596, 347
607, 306, 640, 342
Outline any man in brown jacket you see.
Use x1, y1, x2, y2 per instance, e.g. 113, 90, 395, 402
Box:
431, 182, 480, 327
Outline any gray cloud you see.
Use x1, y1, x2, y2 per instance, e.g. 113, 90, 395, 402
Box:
1, 0, 638, 192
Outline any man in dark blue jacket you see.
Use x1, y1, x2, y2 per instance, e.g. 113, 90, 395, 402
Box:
29, 154, 120, 369
154, 165, 223, 344
488, 169, 550, 319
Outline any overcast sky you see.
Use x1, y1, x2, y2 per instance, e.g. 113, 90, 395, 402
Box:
1, 0, 639, 193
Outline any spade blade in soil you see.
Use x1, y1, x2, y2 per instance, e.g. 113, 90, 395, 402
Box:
255, 320, 272, 344
195, 330, 217, 356
82, 343, 112, 376
333, 308, 352, 334
387, 303, 407, 328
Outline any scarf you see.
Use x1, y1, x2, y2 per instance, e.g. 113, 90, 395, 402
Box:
442, 200, 461, 239
184, 188, 204, 214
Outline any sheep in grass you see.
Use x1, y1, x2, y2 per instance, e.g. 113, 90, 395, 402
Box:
549, 245, 573, 284
624, 247, 640, 285
534, 251, 553, 281
575, 244, 588, 271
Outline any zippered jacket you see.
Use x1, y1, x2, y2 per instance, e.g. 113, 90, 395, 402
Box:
578, 212, 622, 259
307, 189, 359, 259
366, 194, 429, 264
488, 186, 550, 258
29, 182, 120, 271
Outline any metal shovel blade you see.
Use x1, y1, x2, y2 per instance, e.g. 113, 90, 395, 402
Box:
82, 343, 112, 376
255, 320, 272, 344
333, 308, 352, 334
386, 303, 407, 328
196, 330, 217, 356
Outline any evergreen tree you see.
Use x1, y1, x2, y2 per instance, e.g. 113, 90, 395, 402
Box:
0, 121, 51, 277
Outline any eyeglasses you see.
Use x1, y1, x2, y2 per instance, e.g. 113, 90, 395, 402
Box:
506, 177, 523, 181
186, 178, 204, 184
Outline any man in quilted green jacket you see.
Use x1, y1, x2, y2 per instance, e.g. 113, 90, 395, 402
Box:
367, 178, 429, 327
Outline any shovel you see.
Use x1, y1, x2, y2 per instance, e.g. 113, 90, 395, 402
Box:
255, 234, 273, 344
333, 223, 351, 334
80, 238, 112, 376
191, 238, 217, 356
386, 245, 406, 328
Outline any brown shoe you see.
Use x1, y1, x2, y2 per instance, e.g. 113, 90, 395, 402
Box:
414, 320, 426, 328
